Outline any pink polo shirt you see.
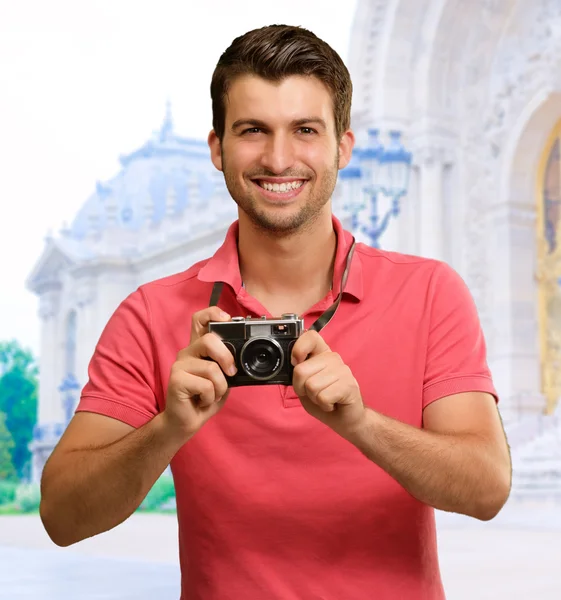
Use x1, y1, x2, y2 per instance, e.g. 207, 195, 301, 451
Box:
77, 215, 497, 599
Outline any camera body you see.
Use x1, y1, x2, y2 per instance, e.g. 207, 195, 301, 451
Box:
208, 313, 304, 386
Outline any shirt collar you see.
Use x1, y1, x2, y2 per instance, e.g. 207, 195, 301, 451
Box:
197, 215, 363, 301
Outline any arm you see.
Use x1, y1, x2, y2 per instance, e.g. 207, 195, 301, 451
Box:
346, 391, 511, 521
291, 261, 511, 521
40, 298, 235, 547
40, 411, 190, 547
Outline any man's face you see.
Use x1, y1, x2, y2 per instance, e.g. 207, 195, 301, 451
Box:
209, 75, 354, 235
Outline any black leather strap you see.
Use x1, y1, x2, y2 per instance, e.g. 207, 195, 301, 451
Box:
209, 281, 223, 307
209, 238, 356, 333
309, 239, 355, 332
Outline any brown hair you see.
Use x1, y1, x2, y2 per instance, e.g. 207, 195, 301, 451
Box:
211, 25, 352, 141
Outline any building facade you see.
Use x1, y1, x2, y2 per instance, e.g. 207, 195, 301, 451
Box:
345, 0, 561, 498
27, 0, 561, 495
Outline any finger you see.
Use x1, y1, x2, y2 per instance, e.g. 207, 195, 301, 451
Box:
292, 360, 334, 403
169, 369, 217, 407
303, 378, 348, 412
291, 331, 331, 366
314, 384, 340, 412
191, 332, 238, 377
181, 357, 229, 400
311, 370, 358, 411
291, 355, 330, 397
190, 306, 231, 344
301, 369, 340, 408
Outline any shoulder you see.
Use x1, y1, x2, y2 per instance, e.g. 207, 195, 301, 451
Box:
139, 258, 211, 293
354, 243, 471, 308
355, 242, 445, 280
135, 258, 214, 311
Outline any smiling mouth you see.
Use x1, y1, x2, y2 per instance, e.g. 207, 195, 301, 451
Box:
253, 179, 306, 193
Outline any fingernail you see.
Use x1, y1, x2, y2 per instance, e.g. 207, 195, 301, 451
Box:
228, 366, 237, 376
220, 311, 230, 319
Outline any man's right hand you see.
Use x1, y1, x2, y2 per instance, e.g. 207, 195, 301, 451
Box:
163, 306, 236, 440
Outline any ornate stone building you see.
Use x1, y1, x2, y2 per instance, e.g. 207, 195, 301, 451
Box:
28, 1, 561, 496
346, 0, 561, 498
26, 107, 239, 479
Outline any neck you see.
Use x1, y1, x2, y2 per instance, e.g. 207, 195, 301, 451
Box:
237, 211, 337, 300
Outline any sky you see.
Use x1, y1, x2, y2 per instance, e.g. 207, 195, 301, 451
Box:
0, 0, 358, 357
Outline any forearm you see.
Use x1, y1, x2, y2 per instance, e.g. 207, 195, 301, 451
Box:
40, 413, 189, 546
347, 408, 511, 520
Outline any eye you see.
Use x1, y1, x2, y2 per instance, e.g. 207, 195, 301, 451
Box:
299, 127, 316, 135
242, 127, 263, 135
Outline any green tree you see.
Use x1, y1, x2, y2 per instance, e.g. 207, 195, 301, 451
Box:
0, 411, 17, 481
0, 340, 38, 479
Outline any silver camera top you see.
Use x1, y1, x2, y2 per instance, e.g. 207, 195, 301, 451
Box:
230, 313, 299, 322
209, 313, 304, 340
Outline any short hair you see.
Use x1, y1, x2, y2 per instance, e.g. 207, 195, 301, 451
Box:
211, 24, 352, 141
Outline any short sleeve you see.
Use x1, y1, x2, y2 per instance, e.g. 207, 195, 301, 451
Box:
422, 262, 498, 408
76, 288, 160, 428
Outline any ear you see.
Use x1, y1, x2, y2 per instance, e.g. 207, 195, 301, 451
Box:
337, 129, 355, 170
208, 130, 223, 171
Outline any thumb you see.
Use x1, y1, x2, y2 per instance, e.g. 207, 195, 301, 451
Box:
190, 306, 231, 343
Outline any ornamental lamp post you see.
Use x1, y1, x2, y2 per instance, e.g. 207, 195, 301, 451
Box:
339, 129, 412, 249
58, 372, 81, 425
338, 150, 365, 231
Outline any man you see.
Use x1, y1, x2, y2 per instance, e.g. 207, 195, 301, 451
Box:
40, 25, 511, 599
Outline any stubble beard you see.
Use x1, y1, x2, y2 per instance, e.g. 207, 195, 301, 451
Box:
221, 150, 340, 237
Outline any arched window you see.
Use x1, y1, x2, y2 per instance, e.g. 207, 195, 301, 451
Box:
65, 310, 77, 377
543, 132, 560, 252
537, 120, 561, 414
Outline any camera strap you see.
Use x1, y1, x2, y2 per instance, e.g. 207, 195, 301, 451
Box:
209, 237, 356, 334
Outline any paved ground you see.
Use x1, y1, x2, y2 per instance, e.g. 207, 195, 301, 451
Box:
0, 546, 180, 599
1, 500, 560, 599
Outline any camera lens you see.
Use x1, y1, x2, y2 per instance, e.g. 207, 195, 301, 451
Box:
240, 338, 283, 380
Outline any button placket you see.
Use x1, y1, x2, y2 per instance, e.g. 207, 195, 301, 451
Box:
280, 385, 301, 408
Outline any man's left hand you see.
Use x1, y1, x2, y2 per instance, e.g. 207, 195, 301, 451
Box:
291, 330, 366, 438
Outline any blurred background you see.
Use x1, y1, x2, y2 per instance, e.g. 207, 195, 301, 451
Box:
1, 0, 560, 598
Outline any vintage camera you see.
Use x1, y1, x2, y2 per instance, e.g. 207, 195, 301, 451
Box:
208, 313, 304, 386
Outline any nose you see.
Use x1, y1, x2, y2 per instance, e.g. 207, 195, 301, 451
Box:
260, 133, 296, 175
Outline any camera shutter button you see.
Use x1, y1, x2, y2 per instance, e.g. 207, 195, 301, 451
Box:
231, 316, 245, 322
281, 313, 298, 320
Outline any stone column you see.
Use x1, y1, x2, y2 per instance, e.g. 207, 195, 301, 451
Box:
30, 285, 62, 482
486, 202, 543, 420
37, 287, 61, 424
388, 163, 418, 256
75, 279, 97, 398
415, 146, 445, 261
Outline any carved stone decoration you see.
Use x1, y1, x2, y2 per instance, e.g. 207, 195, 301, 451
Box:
188, 172, 201, 209
165, 186, 177, 219
143, 192, 154, 226
484, 0, 561, 154
104, 192, 120, 228
348, 0, 393, 129
411, 144, 454, 169
74, 280, 97, 309
460, 0, 561, 356
38, 290, 61, 320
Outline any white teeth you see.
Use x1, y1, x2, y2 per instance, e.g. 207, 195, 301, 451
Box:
259, 180, 304, 192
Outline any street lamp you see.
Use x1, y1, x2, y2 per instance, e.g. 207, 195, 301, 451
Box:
339, 129, 412, 248
58, 372, 81, 425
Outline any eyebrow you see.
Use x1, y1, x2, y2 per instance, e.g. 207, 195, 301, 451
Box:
231, 117, 328, 132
